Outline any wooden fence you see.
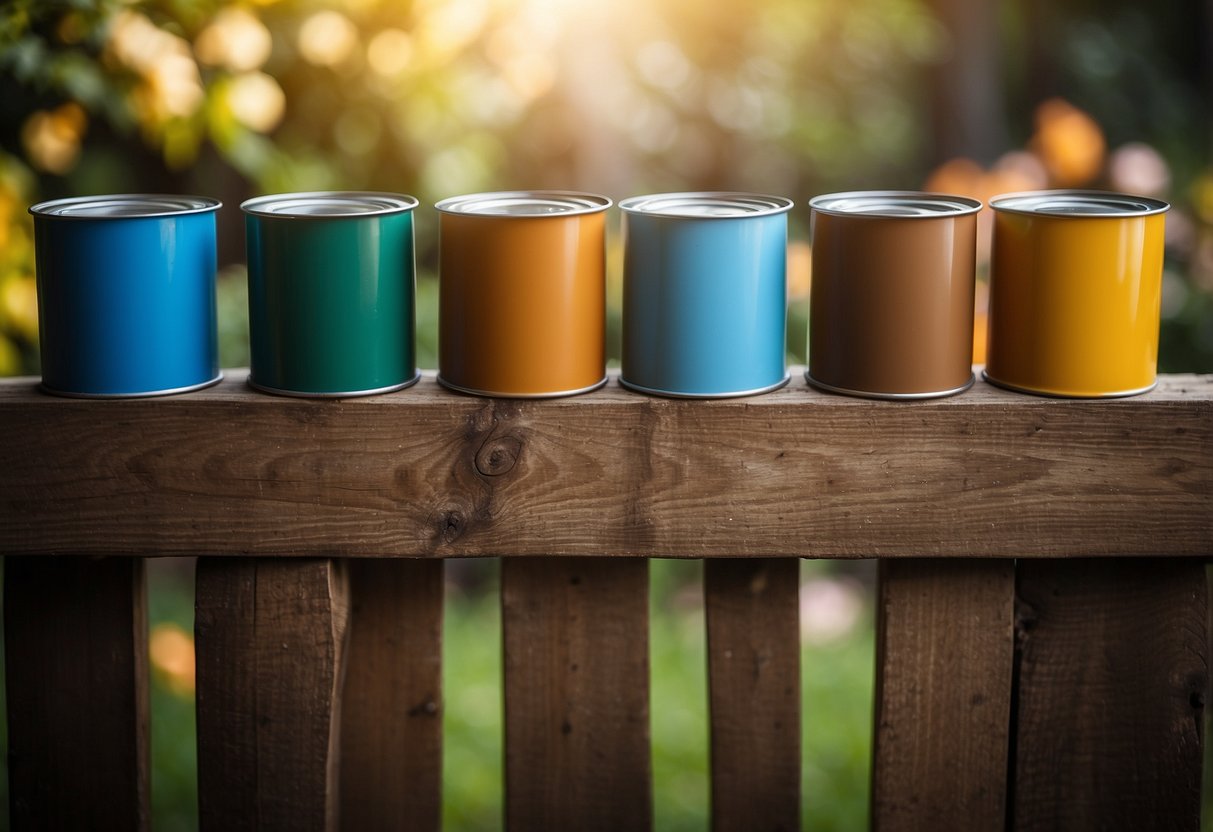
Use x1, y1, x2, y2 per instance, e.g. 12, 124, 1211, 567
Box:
1, 369, 1210, 831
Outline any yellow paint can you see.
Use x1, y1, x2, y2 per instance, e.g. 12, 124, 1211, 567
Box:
985, 190, 1169, 398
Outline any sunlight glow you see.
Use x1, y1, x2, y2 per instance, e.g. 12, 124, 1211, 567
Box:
226, 72, 287, 132
195, 7, 274, 73
298, 10, 359, 67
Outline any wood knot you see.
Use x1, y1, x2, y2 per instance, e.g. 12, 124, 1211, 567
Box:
475, 435, 523, 477
435, 508, 465, 544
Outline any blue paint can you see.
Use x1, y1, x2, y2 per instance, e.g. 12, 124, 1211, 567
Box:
620, 192, 793, 398
30, 194, 222, 397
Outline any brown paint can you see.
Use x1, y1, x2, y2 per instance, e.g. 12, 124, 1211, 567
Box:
807, 191, 981, 399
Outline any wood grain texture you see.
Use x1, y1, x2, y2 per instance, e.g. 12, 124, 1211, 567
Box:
1012, 559, 1208, 831
871, 559, 1014, 831
3, 556, 149, 831
1, 371, 1209, 558
195, 558, 350, 831
339, 558, 443, 832
704, 558, 801, 832
502, 558, 651, 831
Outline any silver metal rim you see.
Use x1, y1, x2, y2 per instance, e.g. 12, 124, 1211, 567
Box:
809, 190, 982, 218
436, 374, 608, 398
988, 189, 1169, 218
980, 369, 1157, 399
247, 371, 422, 398
618, 373, 791, 399
435, 190, 612, 217
30, 194, 221, 219
241, 191, 418, 219
805, 371, 975, 400
39, 372, 224, 398
619, 192, 794, 219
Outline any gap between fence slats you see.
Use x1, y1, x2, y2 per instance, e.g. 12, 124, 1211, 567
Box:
339, 558, 444, 832
3, 556, 150, 832
704, 558, 801, 832
501, 557, 651, 831
871, 559, 1014, 831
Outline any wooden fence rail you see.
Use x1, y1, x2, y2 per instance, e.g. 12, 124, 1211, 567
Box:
1, 370, 1210, 830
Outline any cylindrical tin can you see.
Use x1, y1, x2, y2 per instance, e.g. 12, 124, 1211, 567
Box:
243, 191, 420, 397
436, 190, 610, 398
619, 192, 793, 398
985, 190, 1169, 398
30, 194, 222, 398
807, 191, 982, 399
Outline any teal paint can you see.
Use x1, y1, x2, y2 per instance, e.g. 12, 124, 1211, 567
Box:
243, 192, 420, 397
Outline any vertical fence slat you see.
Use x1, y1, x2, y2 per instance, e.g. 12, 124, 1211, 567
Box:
1012, 558, 1207, 831
339, 558, 444, 832
195, 557, 350, 832
502, 557, 651, 831
704, 558, 801, 832
3, 556, 150, 831
871, 558, 1014, 831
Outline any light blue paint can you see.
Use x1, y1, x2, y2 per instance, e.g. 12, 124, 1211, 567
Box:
620, 192, 793, 398
30, 194, 222, 397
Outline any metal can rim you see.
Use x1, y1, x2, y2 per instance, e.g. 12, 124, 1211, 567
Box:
435, 190, 612, 217
988, 189, 1169, 218
241, 191, 419, 219
29, 194, 222, 220
619, 191, 794, 219
809, 190, 982, 218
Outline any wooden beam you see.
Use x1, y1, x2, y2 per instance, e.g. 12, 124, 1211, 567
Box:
502, 558, 651, 831
195, 558, 349, 831
1011, 559, 1207, 830
339, 558, 444, 831
704, 558, 801, 832
4, 556, 149, 831
871, 559, 1014, 830
1, 371, 1209, 558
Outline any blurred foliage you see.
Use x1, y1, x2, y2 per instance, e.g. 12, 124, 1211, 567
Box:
0, 0, 1208, 373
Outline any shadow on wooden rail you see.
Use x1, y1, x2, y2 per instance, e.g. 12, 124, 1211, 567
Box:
1, 370, 1210, 830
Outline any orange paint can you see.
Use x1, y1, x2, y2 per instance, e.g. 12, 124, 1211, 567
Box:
436, 191, 611, 397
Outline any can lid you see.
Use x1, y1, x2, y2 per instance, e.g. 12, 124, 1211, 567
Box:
241, 191, 418, 218
435, 191, 611, 217
810, 191, 982, 218
989, 190, 1169, 217
29, 194, 221, 219
620, 192, 793, 218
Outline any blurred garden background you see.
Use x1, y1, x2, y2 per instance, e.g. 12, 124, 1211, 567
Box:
0, 0, 1211, 829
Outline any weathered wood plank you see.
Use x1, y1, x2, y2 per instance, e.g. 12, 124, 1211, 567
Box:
871, 559, 1014, 831
704, 558, 801, 832
0, 371, 1209, 558
3, 556, 150, 831
502, 557, 651, 831
1012, 559, 1207, 831
195, 558, 350, 831
339, 558, 444, 832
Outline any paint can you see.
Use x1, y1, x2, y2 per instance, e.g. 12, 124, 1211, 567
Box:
807, 191, 981, 399
30, 194, 222, 398
243, 191, 420, 397
619, 192, 793, 398
985, 190, 1169, 398
436, 191, 610, 398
